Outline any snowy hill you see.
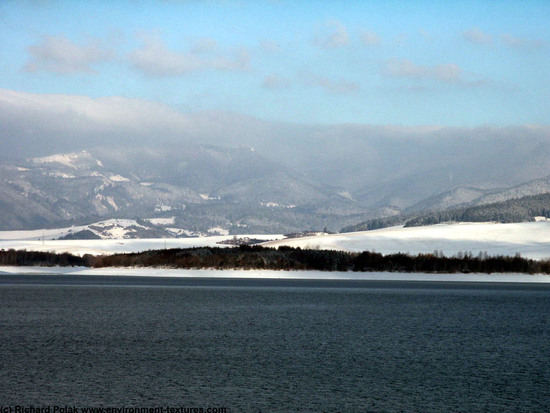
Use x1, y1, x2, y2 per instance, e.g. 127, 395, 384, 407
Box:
0, 220, 284, 256
262, 222, 550, 260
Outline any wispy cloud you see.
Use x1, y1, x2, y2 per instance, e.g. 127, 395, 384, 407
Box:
501, 34, 544, 50
418, 29, 432, 42
359, 30, 381, 47
190, 37, 218, 54
128, 33, 250, 77
302, 73, 359, 94
23, 35, 113, 74
260, 41, 282, 53
463, 27, 493, 46
262, 75, 290, 90
314, 20, 349, 49
383, 59, 483, 86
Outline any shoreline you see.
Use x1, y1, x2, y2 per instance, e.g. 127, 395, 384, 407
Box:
1, 266, 549, 283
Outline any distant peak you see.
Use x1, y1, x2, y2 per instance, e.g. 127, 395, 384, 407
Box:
29, 150, 100, 169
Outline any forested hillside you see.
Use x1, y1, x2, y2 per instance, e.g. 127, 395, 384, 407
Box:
343, 193, 550, 232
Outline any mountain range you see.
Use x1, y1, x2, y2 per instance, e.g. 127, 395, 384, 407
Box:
2, 122, 550, 235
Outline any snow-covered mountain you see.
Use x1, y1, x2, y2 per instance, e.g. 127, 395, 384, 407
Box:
0, 145, 376, 233
3, 123, 550, 235
0, 150, 202, 229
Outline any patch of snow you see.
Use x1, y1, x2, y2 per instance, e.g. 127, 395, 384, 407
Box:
104, 196, 119, 211
140, 182, 153, 186
31, 151, 90, 168
47, 171, 76, 179
106, 227, 128, 238
208, 227, 229, 236
338, 191, 354, 200
535, 216, 550, 222
16, 167, 30, 171
95, 194, 118, 211
166, 228, 204, 237
199, 193, 220, 200
85, 218, 152, 238
96, 159, 104, 167
146, 217, 176, 226
155, 204, 172, 212
260, 202, 296, 208
109, 174, 130, 182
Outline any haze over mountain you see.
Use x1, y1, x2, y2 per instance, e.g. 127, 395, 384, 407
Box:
2, 109, 550, 234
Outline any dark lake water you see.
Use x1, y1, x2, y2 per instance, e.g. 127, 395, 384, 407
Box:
1, 274, 549, 412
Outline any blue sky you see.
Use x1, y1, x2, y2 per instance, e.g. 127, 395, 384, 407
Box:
1, 0, 549, 126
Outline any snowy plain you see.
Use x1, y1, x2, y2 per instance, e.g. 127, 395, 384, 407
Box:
0, 235, 284, 256
262, 222, 550, 261
1, 221, 550, 281
1, 221, 549, 260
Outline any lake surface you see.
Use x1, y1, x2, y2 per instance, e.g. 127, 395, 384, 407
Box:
1, 274, 549, 412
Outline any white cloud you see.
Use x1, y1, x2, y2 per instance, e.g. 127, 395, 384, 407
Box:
23, 35, 113, 74
418, 29, 432, 42
463, 27, 493, 45
190, 37, 219, 54
384, 59, 465, 84
0, 87, 189, 132
314, 20, 349, 49
432, 63, 462, 83
260, 41, 281, 53
0, 88, 197, 158
302, 73, 359, 94
262, 75, 290, 90
501, 34, 544, 50
0, 88, 292, 159
359, 30, 381, 47
128, 33, 250, 77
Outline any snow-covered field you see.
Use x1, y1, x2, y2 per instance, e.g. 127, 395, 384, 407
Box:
262, 222, 550, 260
1, 221, 549, 261
0, 266, 548, 283
0, 234, 284, 256
2, 221, 550, 281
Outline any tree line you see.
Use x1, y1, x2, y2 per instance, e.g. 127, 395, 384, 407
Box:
90, 245, 550, 274
0, 249, 88, 267
3, 245, 547, 274
343, 192, 550, 232
404, 193, 550, 227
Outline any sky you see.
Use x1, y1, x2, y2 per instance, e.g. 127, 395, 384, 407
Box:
0, 0, 549, 128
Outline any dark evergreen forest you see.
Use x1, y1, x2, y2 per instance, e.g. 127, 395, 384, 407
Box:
3, 246, 550, 275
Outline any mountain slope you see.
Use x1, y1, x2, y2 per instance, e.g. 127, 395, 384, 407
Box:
343, 192, 550, 232
0, 150, 203, 229
0, 145, 377, 233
